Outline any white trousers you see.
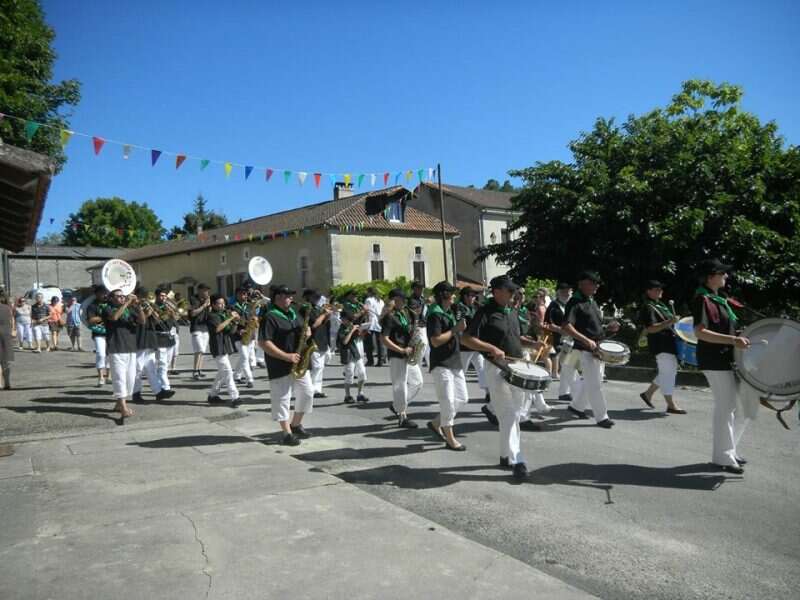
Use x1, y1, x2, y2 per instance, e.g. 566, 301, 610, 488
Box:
569, 352, 608, 423
309, 349, 329, 393
389, 357, 424, 414
654, 353, 678, 396
432, 366, 469, 427
344, 358, 367, 386
526, 391, 550, 415
558, 351, 579, 397
110, 352, 137, 400
270, 372, 314, 422
93, 336, 108, 370
211, 354, 239, 400
485, 363, 529, 464
460, 351, 487, 390
191, 330, 209, 354
235, 339, 256, 383
16, 321, 32, 344
33, 324, 48, 343
704, 370, 749, 467
156, 347, 171, 390
418, 328, 430, 365
166, 328, 180, 366
134, 349, 162, 394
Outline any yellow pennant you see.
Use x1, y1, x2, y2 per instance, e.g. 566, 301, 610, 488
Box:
405, 170, 413, 182
343, 173, 351, 186
224, 162, 233, 177
60, 129, 74, 147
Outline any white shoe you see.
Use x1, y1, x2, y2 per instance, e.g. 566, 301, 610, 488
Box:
97, 379, 104, 387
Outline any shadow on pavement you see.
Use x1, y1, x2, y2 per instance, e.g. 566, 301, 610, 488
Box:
296, 442, 434, 462
130, 434, 255, 448
2, 404, 121, 424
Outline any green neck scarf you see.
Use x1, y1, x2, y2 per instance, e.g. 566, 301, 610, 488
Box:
428, 303, 455, 325
695, 286, 737, 323
646, 299, 673, 319
395, 309, 410, 331
488, 298, 512, 315
269, 306, 297, 322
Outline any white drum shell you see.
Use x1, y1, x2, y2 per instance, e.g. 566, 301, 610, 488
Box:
734, 318, 800, 401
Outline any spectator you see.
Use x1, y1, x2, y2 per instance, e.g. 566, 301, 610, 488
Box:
65, 296, 83, 351
47, 296, 64, 351
363, 287, 386, 366
14, 297, 32, 350
30, 293, 50, 353
0, 291, 13, 389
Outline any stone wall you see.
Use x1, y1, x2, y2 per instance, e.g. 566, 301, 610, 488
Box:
1, 257, 96, 299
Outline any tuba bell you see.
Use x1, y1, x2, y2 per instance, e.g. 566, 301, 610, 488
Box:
101, 259, 137, 296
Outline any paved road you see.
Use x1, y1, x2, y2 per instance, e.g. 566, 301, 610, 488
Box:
2, 335, 798, 599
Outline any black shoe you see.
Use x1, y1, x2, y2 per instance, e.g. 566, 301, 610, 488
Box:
639, 392, 655, 408
558, 394, 572, 402
281, 433, 301, 446
131, 392, 144, 403
567, 406, 588, 419
313, 392, 326, 398
292, 424, 311, 438
365, 361, 375, 367
427, 421, 445, 441
596, 418, 615, 429
155, 389, 175, 401
246, 381, 254, 389
719, 464, 744, 474
484, 392, 491, 403
198, 371, 207, 378
481, 405, 499, 426
356, 394, 369, 403
192, 371, 201, 380
398, 417, 418, 429
735, 456, 747, 465
445, 442, 467, 452
499, 457, 511, 469
231, 398, 242, 408
389, 404, 398, 416
169, 370, 179, 376
666, 407, 687, 415
520, 419, 543, 432
376, 361, 385, 367
207, 395, 225, 404
512, 462, 529, 480
344, 395, 355, 404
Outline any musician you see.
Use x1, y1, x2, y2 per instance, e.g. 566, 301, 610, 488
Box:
189, 283, 212, 380
516, 289, 552, 418
457, 287, 488, 402
341, 288, 367, 364
426, 281, 468, 451
132, 287, 175, 403
206, 294, 241, 407
410, 281, 430, 366
692, 258, 750, 474
30, 292, 50, 353
168, 292, 183, 375
103, 289, 145, 418
561, 271, 618, 429
153, 288, 176, 395
304, 289, 333, 398
232, 287, 256, 388
381, 288, 423, 429
259, 284, 315, 446
337, 308, 368, 403
86, 285, 110, 386
638, 280, 686, 414
545, 282, 574, 400
363, 287, 386, 367
462, 275, 532, 480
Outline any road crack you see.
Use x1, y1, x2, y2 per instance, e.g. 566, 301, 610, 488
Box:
181, 512, 212, 598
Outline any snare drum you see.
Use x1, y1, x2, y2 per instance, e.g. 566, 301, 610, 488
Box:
734, 318, 800, 401
674, 316, 698, 366
595, 340, 631, 365
503, 361, 551, 392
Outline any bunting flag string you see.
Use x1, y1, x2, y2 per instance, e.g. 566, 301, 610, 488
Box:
0, 111, 436, 189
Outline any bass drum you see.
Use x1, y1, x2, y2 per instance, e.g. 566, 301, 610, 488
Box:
674, 316, 698, 366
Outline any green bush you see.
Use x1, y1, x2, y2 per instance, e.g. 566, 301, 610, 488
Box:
330, 276, 429, 302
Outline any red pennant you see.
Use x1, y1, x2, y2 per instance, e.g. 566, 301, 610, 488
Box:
266, 168, 274, 181
176, 155, 187, 169
92, 137, 106, 155
313, 173, 321, 188
383, 172, 390, 186
234, 233, 241, 241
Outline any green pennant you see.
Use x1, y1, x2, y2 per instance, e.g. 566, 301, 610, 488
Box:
24, 120, 41, 141
200, 159, 210, 170
283, 170, 292, 184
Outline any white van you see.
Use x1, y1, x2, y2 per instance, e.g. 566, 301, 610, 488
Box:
24, 286, 63, 304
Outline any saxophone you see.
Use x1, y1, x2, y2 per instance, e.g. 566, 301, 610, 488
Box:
291, 304, 318, 379
241, 291, 268, 345
406, 307, 426, 365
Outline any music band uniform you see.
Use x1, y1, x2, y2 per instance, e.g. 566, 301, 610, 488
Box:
103, 302, 139, 406
381, 290, 423, 427
206, 299, 241, 406
427, 292, 469, 432
338, 310, 367, 403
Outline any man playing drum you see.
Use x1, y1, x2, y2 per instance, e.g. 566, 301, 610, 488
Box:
561, 271, 618, 429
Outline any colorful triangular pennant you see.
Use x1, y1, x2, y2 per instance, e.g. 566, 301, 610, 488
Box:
224, 162, 233, 177
245, 166, 254, 180
313, 173, 321, 188
176, 155, 187, 169
92, 137, 106, 155
200, 159, 210, 170
283, 170, 291, 184
60, 129, 73, 147
24, 120, 40, 141
151, 149, 162, 166
297, 171, 308, 186
266, 168, 274, 181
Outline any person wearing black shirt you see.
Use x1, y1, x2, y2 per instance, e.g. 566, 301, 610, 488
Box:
457, 287, 488, 399
104, 289, 145, 418
545, 282, 575, 401
86, 285, 110, 386
637, 280, 686, 414
259, 284, 315, 446
341, 288, 367, 365
153, 288, 176, 396
691, 258, 751, 474
426, 281, 468, 451
189, 283, 212, 380
30, 292, 50, 353
337, 309, 368, 403
381, 288, 423, 429
562, 271, 619, 429
132, 288, 175, 403
205, 294, 242, 407
304, 289, 333, 399
232, 287, 256, 388
462, 275, 533, 481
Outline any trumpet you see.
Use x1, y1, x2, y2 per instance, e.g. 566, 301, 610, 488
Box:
322, 302, 343, 312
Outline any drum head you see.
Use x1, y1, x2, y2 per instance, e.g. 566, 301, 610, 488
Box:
735, 319, 800, 397
599, 341, 626, 353
674, 317, 697, 345
508, 361, 549, 380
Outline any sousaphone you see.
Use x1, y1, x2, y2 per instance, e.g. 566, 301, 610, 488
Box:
247, 256, 273, 287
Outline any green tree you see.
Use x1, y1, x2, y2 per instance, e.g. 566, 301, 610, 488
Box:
35, 231, 63, 246
167, 194, 228, 239
63, 198, 165, 248
0, 0, 81, 173
485, 80, 800, 316
482, 179, 517, 192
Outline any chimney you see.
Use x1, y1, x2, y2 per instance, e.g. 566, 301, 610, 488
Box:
333, 182, 354, 201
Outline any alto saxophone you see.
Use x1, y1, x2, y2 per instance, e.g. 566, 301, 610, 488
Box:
291, 305, 318, 379
406, 308, 426, 365
240, 301, 260, 345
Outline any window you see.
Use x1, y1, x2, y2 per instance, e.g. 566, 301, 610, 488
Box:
372, 243, 381, 255
386, 201, 403, 222
489, 232, 497, 244
216, 276, 225, 295
243, 247, 250, 260
413, 261, 426, 287
220, 252, 227, 265
187, 285, 195, 299
225, 274, 234, 297
501, 228, 510, 244
414, 246, 422, 257
371, 260, 385, 280
300, 255, 309, 288
235, 272, 247, 288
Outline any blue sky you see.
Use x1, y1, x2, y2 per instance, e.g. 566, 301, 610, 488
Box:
38, 0, 800, 238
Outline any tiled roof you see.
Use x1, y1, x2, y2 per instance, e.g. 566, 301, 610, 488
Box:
121, 186, 459, 262
416, 182, 518, 210
12, 246, 123, 259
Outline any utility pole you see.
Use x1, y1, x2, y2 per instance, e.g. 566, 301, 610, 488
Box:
34, 243, 40, 288
437, 163, 449, 282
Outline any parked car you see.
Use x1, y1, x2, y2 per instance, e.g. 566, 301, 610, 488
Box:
23, 286, 63, 304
